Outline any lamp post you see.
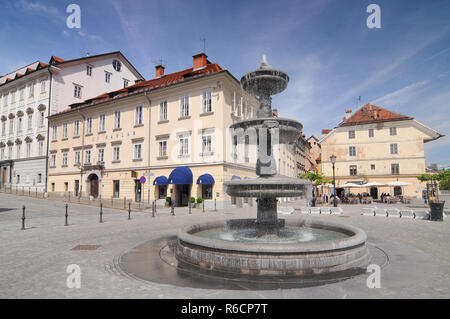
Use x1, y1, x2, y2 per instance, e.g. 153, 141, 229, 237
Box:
330, 155, 337, 207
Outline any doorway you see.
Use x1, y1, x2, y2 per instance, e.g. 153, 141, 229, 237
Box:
88, 174, 99, 198
175, 184, 190, 207
135, 180, 142, 202
370, 187, 378, 199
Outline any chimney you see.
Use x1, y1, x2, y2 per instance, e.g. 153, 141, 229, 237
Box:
273, 109, 278, 117
345, 109, 352, 119
193, 53, 208, 69
155, 64, 165, 78
322, 129, 332, 138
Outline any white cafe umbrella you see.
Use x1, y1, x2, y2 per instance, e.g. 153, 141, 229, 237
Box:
363, 182, 387, 187
339, 182, 363, 188
387, 181, 411, 186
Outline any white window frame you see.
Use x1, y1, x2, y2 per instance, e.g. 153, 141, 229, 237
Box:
201, 89, 213, 114
348, 130, 355, 139
86, 65, 92, 76
40, 80, 46, 93
134, 143, 142, 160
86, 117, 93, 134
62, 152, 68, 166
114, 111, 121, 129
390, 127, 397, 136
99, 114, 106, 132
390, 143, 398, 155
29, 83, 34, 98
135, 105, 143, 125
73, 120, 80, 137
52, 125, 57, 141
113, 146, 120, 161
179, 95, 190, 118
105, 72, 111, 83
159, 100, 168, 121
179, 135, 190, 157
74, 84, 82, 98
201, 134, 212, 155
28, 114, 33, 130
38, 141, 43, 156
74, 150, 81, 165
26, 143, 32, 157
85, 149, 92, 164
62, 123, 68, 139
97, 148, 105, 163
50, 154, 56, 167
349, 146, 356, 157
158, 140, 168, 157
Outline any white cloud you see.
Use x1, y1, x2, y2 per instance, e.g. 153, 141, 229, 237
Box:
371, 81, 429, 107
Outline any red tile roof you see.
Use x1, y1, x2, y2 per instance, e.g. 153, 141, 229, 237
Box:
339, 104, 413, 126
322, 129, 332, 135
53, 62, 224, 116
49, 56, 65, 64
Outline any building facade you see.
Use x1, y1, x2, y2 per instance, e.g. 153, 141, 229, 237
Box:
0, 52, 143, 191
320, 104, 444, 198
47, 53, 310, 208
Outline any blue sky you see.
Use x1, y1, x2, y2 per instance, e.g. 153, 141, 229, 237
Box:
1, 0, 449, 166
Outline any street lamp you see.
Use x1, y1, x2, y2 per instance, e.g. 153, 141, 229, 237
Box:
330, 155, 337, 207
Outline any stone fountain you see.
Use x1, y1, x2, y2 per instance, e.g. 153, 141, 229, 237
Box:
175, 57, 371, 277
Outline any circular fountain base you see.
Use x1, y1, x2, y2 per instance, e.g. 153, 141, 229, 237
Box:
176, 218, 371, 277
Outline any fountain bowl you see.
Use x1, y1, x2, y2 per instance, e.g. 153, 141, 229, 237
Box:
176, 218, 371, 277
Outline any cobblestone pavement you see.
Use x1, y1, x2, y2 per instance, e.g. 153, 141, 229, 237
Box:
0, 193, 449, 299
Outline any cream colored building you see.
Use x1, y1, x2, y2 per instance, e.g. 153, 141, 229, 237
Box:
320, 104, 444, 199
48, 53, 310, 208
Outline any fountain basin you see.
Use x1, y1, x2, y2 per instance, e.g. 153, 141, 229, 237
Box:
176, 218, 371, 276
224, 175, 311, 198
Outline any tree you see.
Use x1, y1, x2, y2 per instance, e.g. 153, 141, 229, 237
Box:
298, 172, 331, 197
417, 170, 450, 202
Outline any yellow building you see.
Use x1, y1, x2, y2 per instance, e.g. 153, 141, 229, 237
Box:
48, 53, 306, 208
320, 104, 444, 199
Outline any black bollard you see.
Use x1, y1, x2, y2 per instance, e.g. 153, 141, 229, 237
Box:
189, 203, 191, 214
21, 205, 26, 230
203, 201, 205, 213
128, 202, 131, 220
171, 203, 175, 216
124, 197, 126, 209
214, 198, 217, 211
65, 204, 69, 226
152, 201, 155, 218
99, 202, 103, 223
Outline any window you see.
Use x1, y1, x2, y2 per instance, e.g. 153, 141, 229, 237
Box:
62, 123, 68, 139
28, 114, 33, 130
158, 185, 167, 199
19, 88, 24, 100
97, 148, 104, 163
348, 130, 355, 139
1, 122, 5, 136
8, 146, 12, 159
62, 152, 68, 166
51, 183, 55, 192
113, 146, 120, 161
368, 128, 374, 138
11, 91, 16, 103
9, 119, 14, 133
123, 79, 129, 88
135, 106, 143, 125
26, 143, 31, 157
99, 114, 106, 132
105, 72, 111, 83
179, 136, 189, 156
112, 60, 121, 72
86, 117, 93, 134
50, 154, 56, 167
73, 120, 80, 136
17, 175, 20, 184
134, 144, 142, 160
17, 117, 22, 132
0, 148, 4, 160
29, 84, 34, 98
202, 135, 212, 155
390, 127, 397, 136
65, 182, 68, 192
39, 112, 45, 127
52, 125, 57, 141
86, 65, 92, 76
3, 94, 7, 106
391, 164, 400, 175
371, 164, 376, 170
114, 111, 121, 129
37, 174, 42, 183
202, 184, 213, 200
202, 89, 213, 113
179, 95, 189, 118
349, 165, 357, 176
349, 146, 356, 157
159, 140, 167, 157
38, 141, 43, 156
16, 145, 21, 159
231, 92, 237, 115
74, 151, 81, 165
41, 80, 46, 93
85, 149, 92, 164
74, 85, 82, 98
113, 180, 120, 198
159, 100, 168, 121
390, 143, 398, 155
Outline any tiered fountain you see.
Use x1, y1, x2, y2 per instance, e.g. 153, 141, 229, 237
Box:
176, 57, 371, 276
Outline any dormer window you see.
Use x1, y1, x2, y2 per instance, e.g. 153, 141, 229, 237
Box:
112, 60, 121, 72
86, 65, 92, 76
105, 72, 111, 83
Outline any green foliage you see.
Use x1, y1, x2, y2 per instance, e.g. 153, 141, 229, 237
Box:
190, 196, 196, 203
197, 197, 203, 204
165, 196, 171, 203
418, 171, 450, 183
298, 172, 331, 185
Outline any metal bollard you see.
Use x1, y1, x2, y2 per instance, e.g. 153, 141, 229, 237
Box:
171, 203, 175, 216
99, 202, 103, 223
111, 197, 113, 208
65, 204, 69, 226
21, 205, 26, 230
152, 201, 155, 218
203, 201, 205, 213
189, 203, 191, 214
214, 198, 217, 211
128, 202, 131, 220
124, 197, 126, 209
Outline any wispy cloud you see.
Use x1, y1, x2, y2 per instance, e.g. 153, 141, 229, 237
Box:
17, 0, 64, 24
372, 80, 429, 106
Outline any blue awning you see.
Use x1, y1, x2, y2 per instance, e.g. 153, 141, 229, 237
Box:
168, 166, 193, 185
197, 174, 215, 185
231, 175, 241, 180
153, 176, 168, 186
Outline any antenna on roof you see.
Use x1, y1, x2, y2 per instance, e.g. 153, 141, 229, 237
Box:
86, 52, 90, 57
151, 57, 167, 68
200, 37, 206, 53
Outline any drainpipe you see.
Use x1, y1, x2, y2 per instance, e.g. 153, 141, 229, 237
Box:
144, 91, 151, 201
44, 68, 53, 193
78, 109, 86, 197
